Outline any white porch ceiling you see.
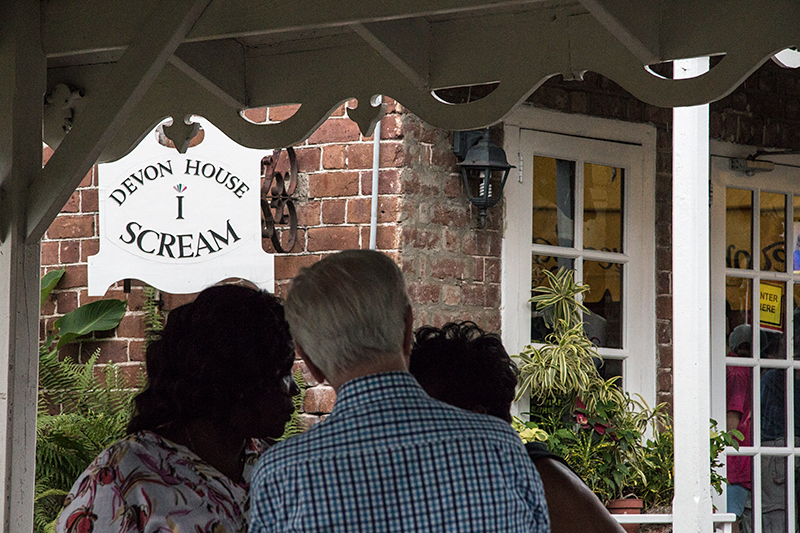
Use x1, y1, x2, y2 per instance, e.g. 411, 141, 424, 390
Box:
42, 0, 800, 153
14, 0, 800, 240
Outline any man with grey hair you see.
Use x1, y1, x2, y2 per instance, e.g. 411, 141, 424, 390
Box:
249, 249, 550, 532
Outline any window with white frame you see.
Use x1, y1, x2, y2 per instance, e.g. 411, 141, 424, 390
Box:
710, 143, 800, 532
502, 108, 657, 413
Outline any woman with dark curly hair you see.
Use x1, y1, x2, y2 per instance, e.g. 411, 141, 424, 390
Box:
56, 284, 298, 533
410, 321, 625, 533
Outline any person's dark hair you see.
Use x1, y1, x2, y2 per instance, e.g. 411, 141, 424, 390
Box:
409, 321, 518, 423
127, 284, 294, 434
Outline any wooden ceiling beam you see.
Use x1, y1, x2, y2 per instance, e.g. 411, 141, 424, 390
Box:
576, 0, 662, 65
43, 0, 546, 60
172, 40, 247, 107
351, 18, 431, 89
28, 0, 213, 242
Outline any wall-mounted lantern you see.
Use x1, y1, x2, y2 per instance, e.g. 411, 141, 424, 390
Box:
454, 128, 514, 228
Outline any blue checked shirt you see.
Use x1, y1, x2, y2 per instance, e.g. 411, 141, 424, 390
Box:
250, 372, 550, 532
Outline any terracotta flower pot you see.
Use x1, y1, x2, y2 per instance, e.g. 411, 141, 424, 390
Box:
606, 497, 644, 533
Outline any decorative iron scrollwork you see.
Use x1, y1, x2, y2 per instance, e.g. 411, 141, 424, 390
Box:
260, 147, 299, 253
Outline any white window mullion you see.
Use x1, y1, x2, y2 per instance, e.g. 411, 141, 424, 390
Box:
574, 158, 585, 252
753, 190, 762, 272
788, 452, 796, 530
753, 452, 763, 533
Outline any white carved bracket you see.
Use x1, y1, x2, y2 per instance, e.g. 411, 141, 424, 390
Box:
43, 83, 85, 151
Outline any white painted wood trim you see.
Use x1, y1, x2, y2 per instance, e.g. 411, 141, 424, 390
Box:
501, 123, 531, 418
672, 56, 713, 533
611, 513, 736, 533
504, 106, 656, 145
0, 2, 46, 530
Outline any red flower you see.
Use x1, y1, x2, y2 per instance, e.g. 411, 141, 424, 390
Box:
65, 508, 97, 533
575, 413, 589, 427
594, 423, 607, 435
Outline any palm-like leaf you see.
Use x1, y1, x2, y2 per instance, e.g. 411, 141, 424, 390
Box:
515, 269, 602, 403
530, 267, 590, 336
52, 299, 127, 349
40, 269, 65, 307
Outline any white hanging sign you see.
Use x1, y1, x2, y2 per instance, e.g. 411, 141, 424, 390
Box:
89, 117, 274, 295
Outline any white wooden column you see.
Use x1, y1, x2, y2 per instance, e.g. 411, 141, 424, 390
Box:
0, 2, 46, 532
672, 57, 712, 533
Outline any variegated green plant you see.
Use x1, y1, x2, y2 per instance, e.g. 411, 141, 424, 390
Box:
513, 267, 658, 501
515, 267, 625, 413
514, 267, 736, 506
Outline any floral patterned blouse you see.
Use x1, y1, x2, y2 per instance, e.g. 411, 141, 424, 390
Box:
56, 430, 266, 533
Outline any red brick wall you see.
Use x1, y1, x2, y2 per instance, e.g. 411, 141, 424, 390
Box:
40, 149, 148, 385
264, 100, 502, 424
397, 115, 502, 332
42, 62, 800, 421
711, 59, 800, 150
40, 98, 500, 426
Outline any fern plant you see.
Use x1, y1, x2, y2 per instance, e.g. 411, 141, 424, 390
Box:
35, 270, 132, 533
142, 286, 164, 346
276, 369, 308, 442
35, 350, 137, 533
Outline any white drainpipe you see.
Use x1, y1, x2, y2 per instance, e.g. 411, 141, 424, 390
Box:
369, 96, 383, 250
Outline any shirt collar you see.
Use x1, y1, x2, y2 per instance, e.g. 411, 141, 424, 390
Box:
331, 371, 426, 414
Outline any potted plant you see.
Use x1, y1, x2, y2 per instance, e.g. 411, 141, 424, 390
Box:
512, 268, 739, 529
513, 268, 658, 503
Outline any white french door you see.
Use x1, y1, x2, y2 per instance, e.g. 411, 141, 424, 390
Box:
503, 108, 656, 411
711, 148, 800, 533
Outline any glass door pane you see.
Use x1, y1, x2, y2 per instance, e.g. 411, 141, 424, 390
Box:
761, 455, 788, 531
533, 156, 575, 248
727, 188, 753, 269
583, 260, 623, 349
760, 281, 786, 358
761, 192, 786, 273
584, 163, 623, 253
761, 368, 788, 445
726, 277, 752, 343
530, 254, 574, 343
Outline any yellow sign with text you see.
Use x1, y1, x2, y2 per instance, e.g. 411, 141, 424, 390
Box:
760, 283, 783, 331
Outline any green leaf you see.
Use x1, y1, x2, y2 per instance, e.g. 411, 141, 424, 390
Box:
53, 299, 127, 349
40, 269, 65, 308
